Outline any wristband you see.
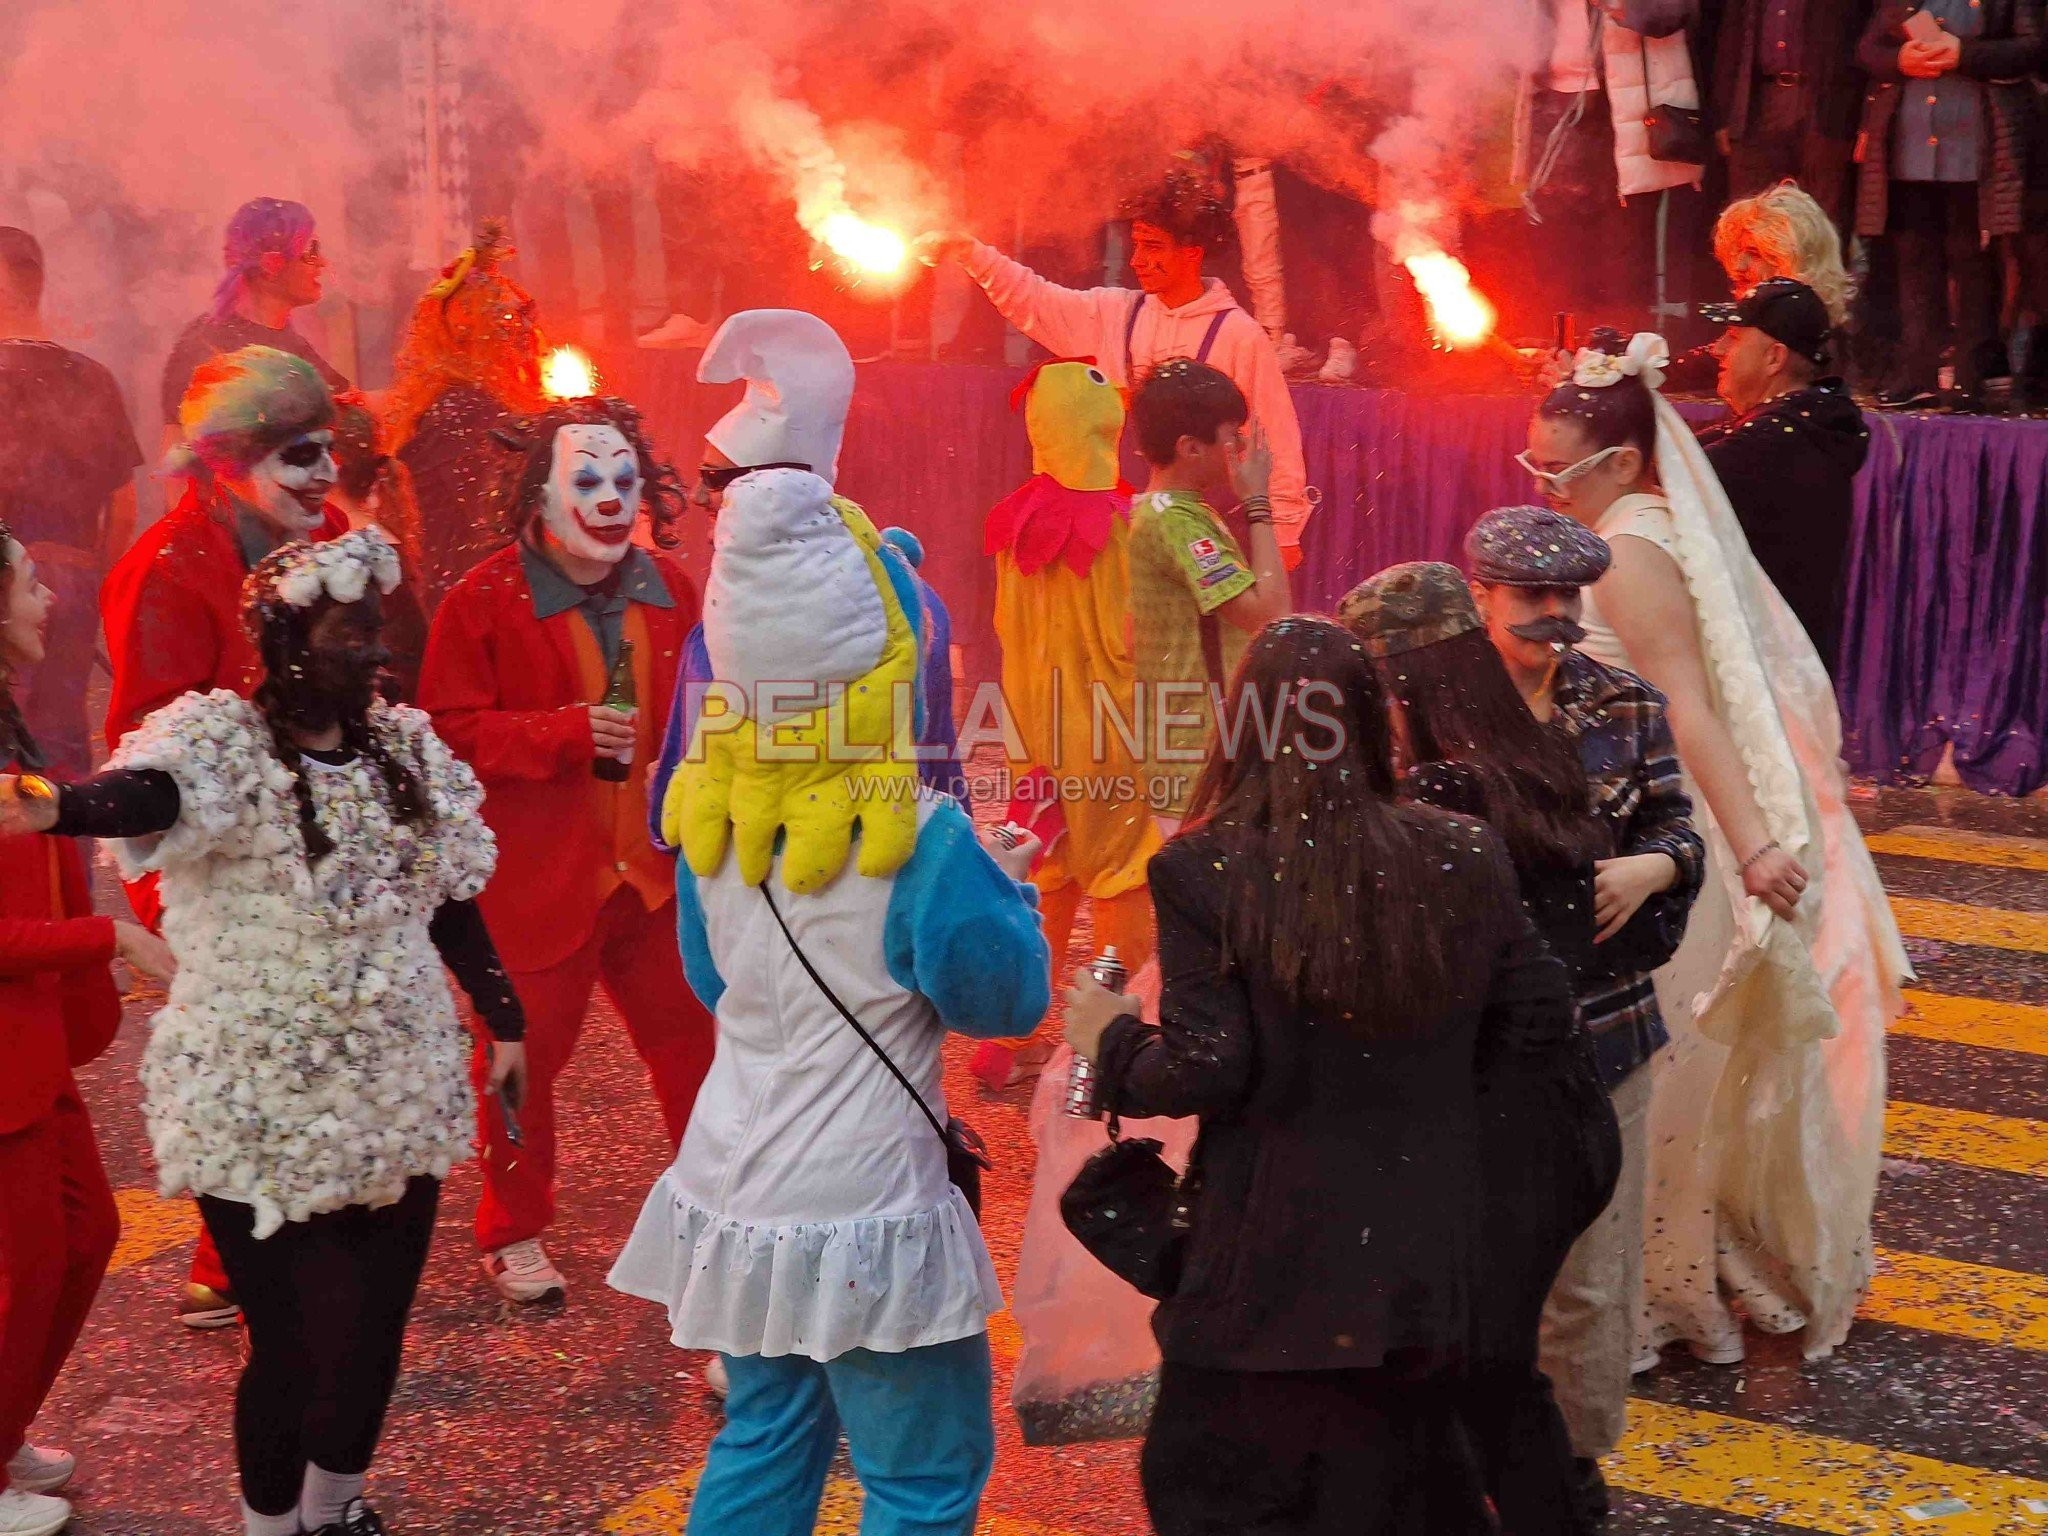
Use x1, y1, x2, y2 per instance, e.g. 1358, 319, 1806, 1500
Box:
1245, 512, 1273, 526
1240, 495, 1273, 518
1739, 840, 1781, 873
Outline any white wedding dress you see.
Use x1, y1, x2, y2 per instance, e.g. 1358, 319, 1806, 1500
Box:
1576, 398, 1907, 1365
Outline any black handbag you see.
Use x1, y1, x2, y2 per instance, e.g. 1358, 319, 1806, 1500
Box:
760, 884, 993, 1218
1640, 41, 1710, 165
1061, 1110, 1199, 1302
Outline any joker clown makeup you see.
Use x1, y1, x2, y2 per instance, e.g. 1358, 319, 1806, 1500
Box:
541, 424, 641, 563
236, 430, 339, 537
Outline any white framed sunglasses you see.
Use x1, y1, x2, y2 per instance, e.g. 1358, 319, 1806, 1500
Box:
1515, 445, 1623, 494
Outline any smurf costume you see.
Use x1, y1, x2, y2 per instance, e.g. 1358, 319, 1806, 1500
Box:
609, 312, 1049, 1536
646, 311, 963, 844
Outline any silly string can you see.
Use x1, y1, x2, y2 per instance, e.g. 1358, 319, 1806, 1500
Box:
1066, 945, 1126, 1119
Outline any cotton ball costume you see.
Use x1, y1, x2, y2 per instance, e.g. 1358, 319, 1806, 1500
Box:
610, 311, 1050, 1536
973, 360, 1160, 1092
107, 529, 498, 1238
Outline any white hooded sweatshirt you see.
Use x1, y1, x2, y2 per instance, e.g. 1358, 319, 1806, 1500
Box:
965, 242, 1311, 554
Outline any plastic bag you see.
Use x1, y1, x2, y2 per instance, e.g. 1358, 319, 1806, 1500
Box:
1008, 961, 1198, 1445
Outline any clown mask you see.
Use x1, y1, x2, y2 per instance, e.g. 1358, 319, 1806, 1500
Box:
541, 424, 641, 563
235, 430, 338, 537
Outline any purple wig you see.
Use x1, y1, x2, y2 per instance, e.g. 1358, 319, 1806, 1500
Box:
209, 198, 317, 322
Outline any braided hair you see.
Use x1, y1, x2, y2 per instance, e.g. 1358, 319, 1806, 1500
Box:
246, 574, 431, 867
495, 396, 686, 550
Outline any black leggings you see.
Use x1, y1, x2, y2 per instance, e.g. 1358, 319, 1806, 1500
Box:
198, 1177, 440, 1517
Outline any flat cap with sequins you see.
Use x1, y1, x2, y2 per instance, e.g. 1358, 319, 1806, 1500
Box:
1464, 504, 1612, 589
1338, 561, 1483, 657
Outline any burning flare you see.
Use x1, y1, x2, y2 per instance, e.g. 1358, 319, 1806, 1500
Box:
815, 210, 910, 279
541, 345, 598, 400
1405, 249, 1496, 350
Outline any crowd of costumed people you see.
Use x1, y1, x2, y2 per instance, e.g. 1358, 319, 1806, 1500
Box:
0, 160, 1904, 1536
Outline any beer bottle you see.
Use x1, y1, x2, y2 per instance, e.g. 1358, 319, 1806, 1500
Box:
594, 638, 636, 783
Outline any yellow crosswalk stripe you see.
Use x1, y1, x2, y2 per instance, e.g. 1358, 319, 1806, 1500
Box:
1894, 990, 2048, 1058
1611, 1398, 2048, 1532
1891, 895, 2048, 955
1862, 1248, 2048, 1352
1885, 1101, 2048, 1179
1867, 825, 2048, 873
603, 1469, 1083, 1535
108, 1188, 198, 1276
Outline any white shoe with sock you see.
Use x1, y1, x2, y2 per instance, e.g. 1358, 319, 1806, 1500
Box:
301, 1465, 367, 1532
242, 1499, 300, 1536
483, 1237, 566, 1303
2, 1448, 71, 1496
0, 1488, 71, 1536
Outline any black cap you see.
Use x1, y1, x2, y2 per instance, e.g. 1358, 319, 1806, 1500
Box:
1699, 277, 1831, 367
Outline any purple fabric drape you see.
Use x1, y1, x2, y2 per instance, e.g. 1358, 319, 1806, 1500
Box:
636, 359, 2047, 796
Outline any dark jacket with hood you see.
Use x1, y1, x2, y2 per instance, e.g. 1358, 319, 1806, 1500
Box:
1698, 377, 1870, 669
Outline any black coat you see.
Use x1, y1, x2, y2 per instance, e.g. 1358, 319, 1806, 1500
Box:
1699, 377, 1870, 669
1852, 0, 2046, 240
1095, 812, 1580, 1374
1714, 0, 1874, 143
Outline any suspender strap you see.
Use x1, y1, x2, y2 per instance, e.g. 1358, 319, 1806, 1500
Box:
1125, 294, 1234, 377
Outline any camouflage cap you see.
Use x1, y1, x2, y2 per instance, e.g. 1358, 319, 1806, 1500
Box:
1337, 561, 1483, 658
1464, 504, 1612, 589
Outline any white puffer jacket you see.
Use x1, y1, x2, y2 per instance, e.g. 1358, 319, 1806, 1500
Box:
1601, 16, 1705, 198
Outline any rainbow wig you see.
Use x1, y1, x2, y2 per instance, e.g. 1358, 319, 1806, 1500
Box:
167, 344, 335, 480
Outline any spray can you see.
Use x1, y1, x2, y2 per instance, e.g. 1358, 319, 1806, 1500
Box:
1065, 945, 1127, 1119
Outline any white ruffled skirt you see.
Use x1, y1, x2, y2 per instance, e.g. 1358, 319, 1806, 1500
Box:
608, 1169, 1002, 1362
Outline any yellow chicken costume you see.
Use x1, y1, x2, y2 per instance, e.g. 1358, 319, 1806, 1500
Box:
976, 360, 1160, 1087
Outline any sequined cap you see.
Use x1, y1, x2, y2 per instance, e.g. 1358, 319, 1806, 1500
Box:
1465, 505, 1612, 589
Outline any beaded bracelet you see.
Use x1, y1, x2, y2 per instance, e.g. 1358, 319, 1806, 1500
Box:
1739, 839, 1781, 873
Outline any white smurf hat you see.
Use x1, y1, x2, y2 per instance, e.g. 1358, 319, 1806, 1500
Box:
698, 310, 856, 484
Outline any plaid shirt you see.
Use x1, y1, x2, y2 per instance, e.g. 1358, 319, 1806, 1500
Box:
1551, 649, 1706, 1088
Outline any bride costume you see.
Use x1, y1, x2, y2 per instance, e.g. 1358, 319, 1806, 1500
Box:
1572, 335, 1907, 1364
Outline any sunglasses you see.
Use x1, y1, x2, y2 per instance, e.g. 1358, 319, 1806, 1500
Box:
1514, 445, 1623, 494
695, 460, 811, 493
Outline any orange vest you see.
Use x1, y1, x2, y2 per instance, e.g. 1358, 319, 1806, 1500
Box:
563, 603, 672, 913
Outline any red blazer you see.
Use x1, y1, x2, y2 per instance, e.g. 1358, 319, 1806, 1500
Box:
0, 759, 119, 1135
100, 486, 351, 753
419, 545, 699, 971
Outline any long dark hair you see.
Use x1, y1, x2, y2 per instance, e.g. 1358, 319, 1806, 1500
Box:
496, 397, 685, 550
1379, 629, 1608, 873
0, 526, 39, 770
1181, 616, 1447, 1026
249, 590, 430, 864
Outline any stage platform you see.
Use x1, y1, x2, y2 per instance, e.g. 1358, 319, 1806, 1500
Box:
637, 360, 2048, 798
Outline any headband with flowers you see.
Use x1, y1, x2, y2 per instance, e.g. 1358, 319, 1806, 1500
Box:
1570, 332, 1671, 392
245, 527, 403, 629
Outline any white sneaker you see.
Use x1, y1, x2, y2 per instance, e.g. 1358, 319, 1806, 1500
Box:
2, 1447, 72, 1496
1318, 337, 1359, 384
637, 312, 716, 350
0, 1488, 71, 1536
1274, 332, 1318, 378
482, 1238, 566, 1303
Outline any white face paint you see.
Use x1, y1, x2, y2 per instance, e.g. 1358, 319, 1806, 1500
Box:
235, 429, 338, 536
541, 424, 641, 564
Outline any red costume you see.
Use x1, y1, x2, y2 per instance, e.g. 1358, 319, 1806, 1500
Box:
420, 543, 716, 1252
0, 779, 121, 1488
97, 484, 346, 1296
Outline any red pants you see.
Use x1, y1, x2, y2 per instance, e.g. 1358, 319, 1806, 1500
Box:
0, 1087, 118, 1486
472, 886, 715, 1252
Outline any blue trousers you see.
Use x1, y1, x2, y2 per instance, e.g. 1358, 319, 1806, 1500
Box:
687, 1334, 994, 1536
